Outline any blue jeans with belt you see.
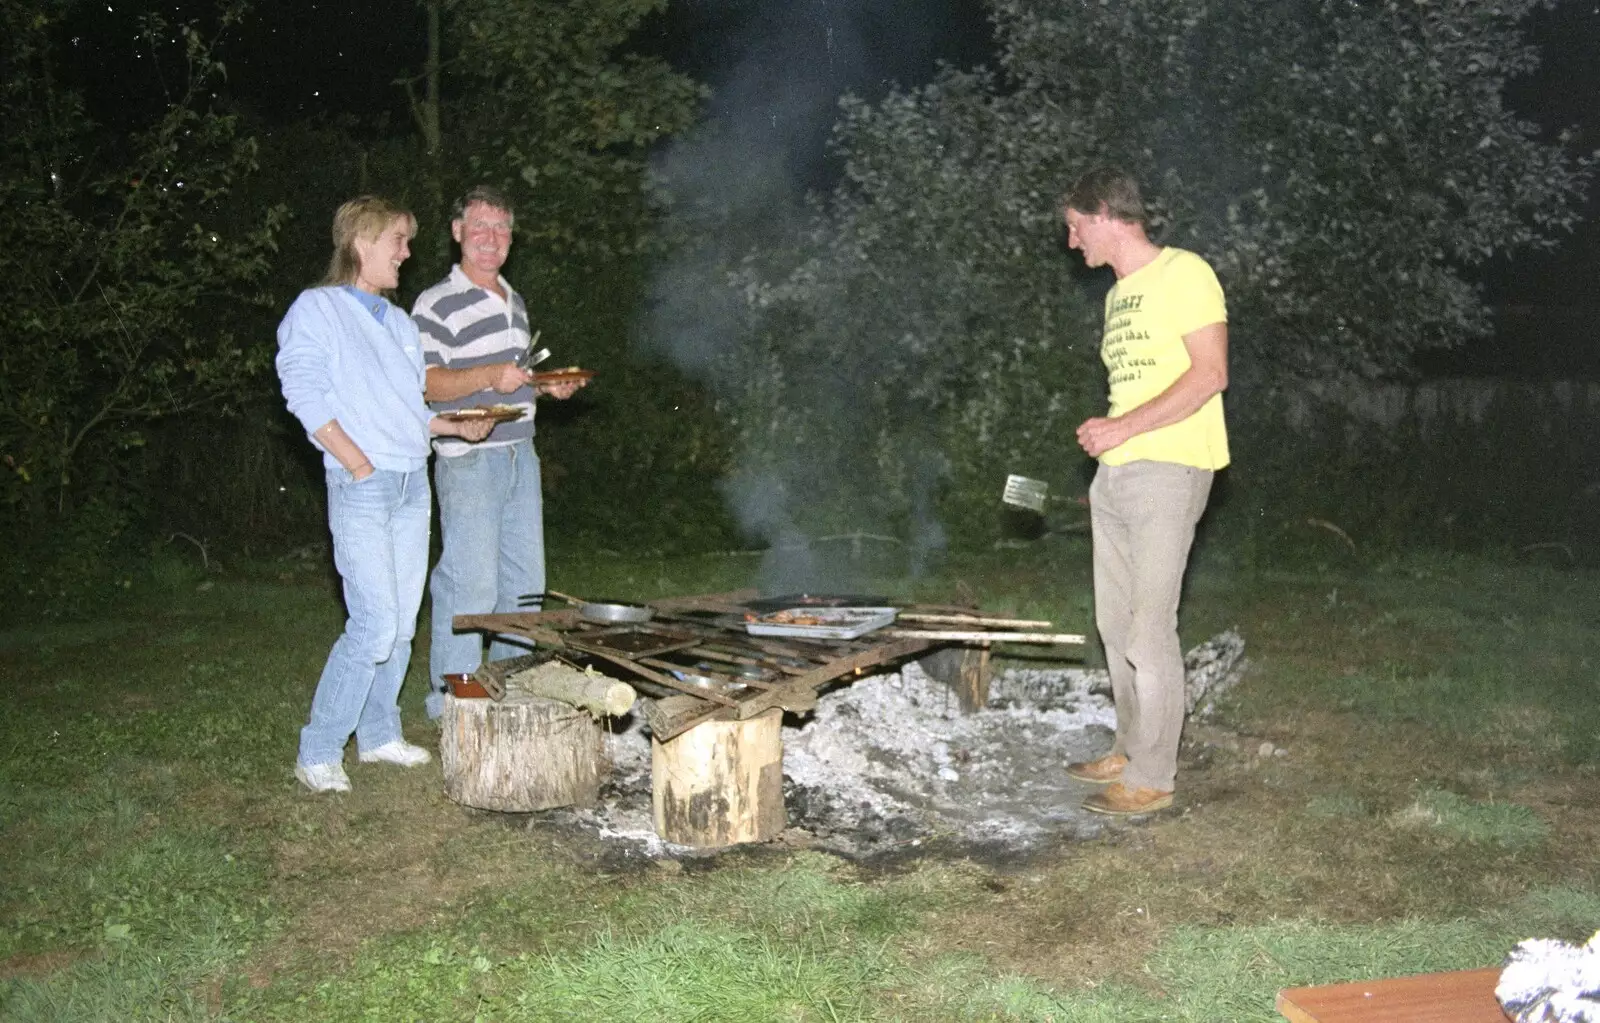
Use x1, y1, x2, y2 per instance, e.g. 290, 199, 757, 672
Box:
300, 466, 431, 767
426, 440, 545, 719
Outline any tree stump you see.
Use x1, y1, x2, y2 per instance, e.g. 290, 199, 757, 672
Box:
919, 644, 993, 712
651, 705, 785, 848
440, 691, 603, 812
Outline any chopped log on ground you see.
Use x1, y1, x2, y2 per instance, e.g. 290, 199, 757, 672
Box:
481, 654, 637, 718
440, 688, 604, 812
652, 700, 784, 848
919, 644, 994, 712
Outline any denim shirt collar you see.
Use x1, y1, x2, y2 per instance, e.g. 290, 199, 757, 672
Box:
341, 285, 389, 324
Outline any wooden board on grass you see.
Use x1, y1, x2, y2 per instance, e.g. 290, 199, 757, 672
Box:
1276, 967, 1509, 1023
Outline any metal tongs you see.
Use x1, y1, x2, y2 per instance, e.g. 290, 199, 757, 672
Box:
514, 329, 550, 370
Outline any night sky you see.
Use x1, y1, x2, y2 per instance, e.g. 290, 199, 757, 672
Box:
60, 0, 1600, 366
1491, 2, 1600, 298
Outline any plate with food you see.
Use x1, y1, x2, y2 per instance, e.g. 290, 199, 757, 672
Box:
531, 366, 595, 386
744, 606, 897, 640
438, 404, 524, 424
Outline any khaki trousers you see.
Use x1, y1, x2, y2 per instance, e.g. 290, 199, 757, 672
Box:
1089, 460, 1214, 792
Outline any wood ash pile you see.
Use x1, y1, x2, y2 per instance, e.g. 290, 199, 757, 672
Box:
534, 630, 1246, 859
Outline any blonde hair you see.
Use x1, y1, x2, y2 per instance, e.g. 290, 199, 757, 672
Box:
321, 195, 415, 287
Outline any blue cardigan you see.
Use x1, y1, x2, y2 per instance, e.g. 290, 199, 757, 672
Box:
276, 287, 433, 473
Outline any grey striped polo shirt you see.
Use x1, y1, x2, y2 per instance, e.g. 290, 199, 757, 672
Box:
412, 264, 536, 457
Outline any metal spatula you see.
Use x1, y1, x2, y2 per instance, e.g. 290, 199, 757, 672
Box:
1002, 474, 1050, 513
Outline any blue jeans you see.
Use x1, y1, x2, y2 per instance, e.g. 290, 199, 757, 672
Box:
426, 440, 545, 719
300, 466, 431, 767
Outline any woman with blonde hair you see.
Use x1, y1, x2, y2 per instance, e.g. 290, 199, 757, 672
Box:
275, 196, 492, 794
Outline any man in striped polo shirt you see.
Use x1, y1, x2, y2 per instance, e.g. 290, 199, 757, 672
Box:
412, 185, 586, 719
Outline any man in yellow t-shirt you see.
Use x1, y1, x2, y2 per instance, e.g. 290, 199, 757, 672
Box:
1060, 168, 1229, 816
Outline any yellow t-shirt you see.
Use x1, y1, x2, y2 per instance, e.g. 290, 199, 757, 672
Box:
1098, 247, 1230, 470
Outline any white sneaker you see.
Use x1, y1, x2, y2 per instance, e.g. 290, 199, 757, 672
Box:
295, 761, 351, 793
358, 740, 432, 767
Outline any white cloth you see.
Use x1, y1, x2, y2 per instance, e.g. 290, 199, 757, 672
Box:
1498, 931, 1600, 1023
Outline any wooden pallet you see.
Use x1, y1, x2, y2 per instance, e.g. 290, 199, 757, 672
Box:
1276, 967, 1510, 1022
455, 591, 941, 740
454, 590, 1082, 740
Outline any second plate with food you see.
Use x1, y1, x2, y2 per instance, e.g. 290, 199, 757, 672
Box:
439, 405, 524, 424
531, 367, 595, 386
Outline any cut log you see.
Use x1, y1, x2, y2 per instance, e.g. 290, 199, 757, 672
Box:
440, 690, 604, 812
499, 658, 637, 718
919, 645, 994, 713
652, 706, 785, 848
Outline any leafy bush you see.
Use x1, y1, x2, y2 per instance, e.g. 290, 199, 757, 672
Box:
0, 1, 285, 582
704, 0, 1593, 547
1212, 389, 1600, 567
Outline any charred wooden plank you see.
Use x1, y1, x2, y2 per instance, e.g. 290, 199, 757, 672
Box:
473, 652, 556, 699
881, 628, 1086, 644
897, 612, 1052, 629
566, 631, 704, 659
771, 637, 940, 699
636, 657, 779, 692
569, 645, 739, 706
650, 589, 760, 614
690, 644, 810, 676
649, 636, 939, 740
739, 640, 832, 665
453, 613, 573, 649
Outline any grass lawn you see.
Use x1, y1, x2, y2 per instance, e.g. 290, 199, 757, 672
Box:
0, 540, 1596, 1021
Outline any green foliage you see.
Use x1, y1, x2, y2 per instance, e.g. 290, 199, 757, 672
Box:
530, 259, 740, 555
440, 0, 704, 256
723, 0, 1593, 542
1212, 389, 1600, 571
987, 0, 1594, 379
713, 70, 1103, 542
138, 402, 329, 554
182, 0, 716, 554
0, 0, 285, 565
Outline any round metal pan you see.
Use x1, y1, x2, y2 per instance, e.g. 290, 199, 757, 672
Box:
576, 599, 655, 624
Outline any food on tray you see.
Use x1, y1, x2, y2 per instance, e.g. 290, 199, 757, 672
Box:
744, 606, 898, 640
439, 404, 523, 423
532, 366, 595, 385
756, 610, 828, 626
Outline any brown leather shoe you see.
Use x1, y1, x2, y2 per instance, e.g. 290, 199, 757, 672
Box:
1065, 753, 1128, 784
1082, 782, 1174, 816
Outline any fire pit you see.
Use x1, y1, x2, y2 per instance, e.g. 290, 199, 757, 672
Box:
455, 589, 1086, 741
453, 590, 1090, 849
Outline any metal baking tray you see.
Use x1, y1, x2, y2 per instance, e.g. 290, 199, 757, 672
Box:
744, 607, 898, 640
